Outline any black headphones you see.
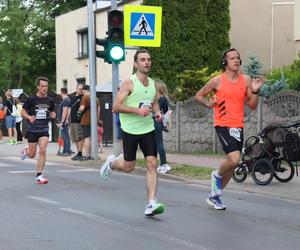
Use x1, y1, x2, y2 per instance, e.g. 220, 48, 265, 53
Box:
221, 48, 242, 68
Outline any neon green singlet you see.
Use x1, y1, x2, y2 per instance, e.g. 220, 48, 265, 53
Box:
119, 74, 156, 135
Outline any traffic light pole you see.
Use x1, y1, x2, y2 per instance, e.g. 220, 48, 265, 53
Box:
111, 0, 121, 155
87, 0, 99, 161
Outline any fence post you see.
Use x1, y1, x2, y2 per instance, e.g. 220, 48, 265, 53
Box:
176, 102, 180, 153
257, 99, 263, 134
212, 109, 218, 154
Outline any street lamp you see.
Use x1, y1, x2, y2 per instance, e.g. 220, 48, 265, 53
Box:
270, 2, 294, 71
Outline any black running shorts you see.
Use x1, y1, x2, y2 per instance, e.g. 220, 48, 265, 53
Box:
215, 126, 244, 154
122, 130, 157, 161
26, 131, 49, 143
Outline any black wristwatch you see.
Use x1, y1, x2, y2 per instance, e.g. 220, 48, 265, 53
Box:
252, 90, 259, 95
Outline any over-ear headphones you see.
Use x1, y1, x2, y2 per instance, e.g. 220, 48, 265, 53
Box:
221, 48, 242, 68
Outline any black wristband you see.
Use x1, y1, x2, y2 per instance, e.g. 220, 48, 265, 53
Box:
252, 90, 259, 95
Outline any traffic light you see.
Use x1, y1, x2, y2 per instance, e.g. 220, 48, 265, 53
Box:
107, 10, 125, 63
95, 38, 109, 63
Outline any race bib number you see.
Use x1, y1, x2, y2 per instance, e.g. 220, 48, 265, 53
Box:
139, 100, 153, 109
229, 128, 242, 142
35, 108, 47, 120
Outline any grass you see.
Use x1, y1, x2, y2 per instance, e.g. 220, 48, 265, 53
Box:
135, 159, 213, 180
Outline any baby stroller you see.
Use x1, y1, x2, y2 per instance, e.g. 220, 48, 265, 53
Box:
232, 121, 300, 185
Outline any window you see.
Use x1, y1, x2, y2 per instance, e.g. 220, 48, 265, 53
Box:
76, 78, 86, 85
77, 28, 88, 58
63, 79, 68, 88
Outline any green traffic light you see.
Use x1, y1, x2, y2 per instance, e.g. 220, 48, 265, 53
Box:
109, 45, 125, 61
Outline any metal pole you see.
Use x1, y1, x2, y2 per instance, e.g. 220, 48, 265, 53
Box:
111, 0, 120, 155
87, 0, 99, 161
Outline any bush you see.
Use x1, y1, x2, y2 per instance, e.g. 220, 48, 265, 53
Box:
266, 52, 300, 91
174, 67, 220, 101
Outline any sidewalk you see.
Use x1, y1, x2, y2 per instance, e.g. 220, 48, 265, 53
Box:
1, 139, 299, 202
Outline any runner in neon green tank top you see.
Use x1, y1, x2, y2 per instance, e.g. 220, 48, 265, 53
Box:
100, 49, 166, 217
119, 73, 156, 135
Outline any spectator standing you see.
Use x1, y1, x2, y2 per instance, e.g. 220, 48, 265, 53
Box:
15, 99, 23, 143
77, 85, 100, 160
69, 84, 84, 161
3, 90, 17, 145
154, 80, 172, 174
57, 87, 71, 156
0, 97, 5, 143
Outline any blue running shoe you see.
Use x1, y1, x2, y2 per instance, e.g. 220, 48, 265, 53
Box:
211, 171, 223, 196
206, 194, 226, 210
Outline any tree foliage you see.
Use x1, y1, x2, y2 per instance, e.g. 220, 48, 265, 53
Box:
174, 68, 220, 101
0, 0, 86, 95
142, 0, 230, 99
265, 52, 300, 91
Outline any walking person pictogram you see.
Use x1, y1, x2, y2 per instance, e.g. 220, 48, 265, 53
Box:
138, 17, 148, 35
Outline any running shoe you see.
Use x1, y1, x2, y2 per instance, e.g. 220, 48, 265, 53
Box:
100, 154, 116, 179
36, 175, 48, 184
211, 171, 223, 196
20, 146, 29, 160
144, 199, 166, 216
71, 154, 83, 161
206, 194, 226, 210
157, 164, 172, 174
8, 139, 14, 145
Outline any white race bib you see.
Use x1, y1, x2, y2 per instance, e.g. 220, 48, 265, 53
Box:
229, 128, 242, 142
139, 100, 153, 109
35, 109, 47, 120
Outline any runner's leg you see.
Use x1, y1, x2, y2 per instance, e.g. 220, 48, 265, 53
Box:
37, 136, 49, 173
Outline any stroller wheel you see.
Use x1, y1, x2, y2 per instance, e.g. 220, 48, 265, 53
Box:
232, 163, 247, 183
274, 159, 295, 183
251, 158, 274, 185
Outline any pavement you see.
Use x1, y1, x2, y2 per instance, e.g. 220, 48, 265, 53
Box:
1, 138, 300, 203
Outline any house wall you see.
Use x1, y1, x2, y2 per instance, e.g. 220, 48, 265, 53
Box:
230, 0, 296, 71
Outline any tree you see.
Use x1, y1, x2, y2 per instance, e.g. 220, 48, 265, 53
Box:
0, 0, 87, 95
0, 0, 31, 93
243, 54, 263, 78
142, 0, 231, 98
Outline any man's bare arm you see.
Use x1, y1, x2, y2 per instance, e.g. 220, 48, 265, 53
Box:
195, 76, 218, 108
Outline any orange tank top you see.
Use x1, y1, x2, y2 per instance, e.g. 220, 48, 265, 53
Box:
214, 73, 247, 128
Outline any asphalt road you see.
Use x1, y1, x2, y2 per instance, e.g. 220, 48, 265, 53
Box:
0, 156, 300, 250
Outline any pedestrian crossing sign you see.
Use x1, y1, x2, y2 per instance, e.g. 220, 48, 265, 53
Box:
124, 5, 162, 47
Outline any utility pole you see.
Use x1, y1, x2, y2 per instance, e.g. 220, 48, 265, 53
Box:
87, 0, 99, 161
111, 0, 120, 155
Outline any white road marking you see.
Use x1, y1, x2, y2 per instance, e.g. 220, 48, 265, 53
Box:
8, 170, 38, 174
59, 207, 208, 250
27, 196, 62, 205
0, 163, 14, 167
56, 168, 97, 173
0, 156, 66, 166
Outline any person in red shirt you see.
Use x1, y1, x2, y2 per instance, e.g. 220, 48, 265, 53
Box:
196, 48, 264, 210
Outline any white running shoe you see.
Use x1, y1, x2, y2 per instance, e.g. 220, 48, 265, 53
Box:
20, 146, 29, 160
100, 154, 116, 179
144, 199, 166, 216
157, 164, 172, 174
36, 175, 48, 184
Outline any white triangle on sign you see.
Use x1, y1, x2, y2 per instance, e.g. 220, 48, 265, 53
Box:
131, 14, 153, 36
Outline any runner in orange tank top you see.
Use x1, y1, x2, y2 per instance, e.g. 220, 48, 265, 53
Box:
195, 48, 264, 210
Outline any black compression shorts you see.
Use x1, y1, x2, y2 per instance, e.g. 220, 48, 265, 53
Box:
122, 130, 157, 161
